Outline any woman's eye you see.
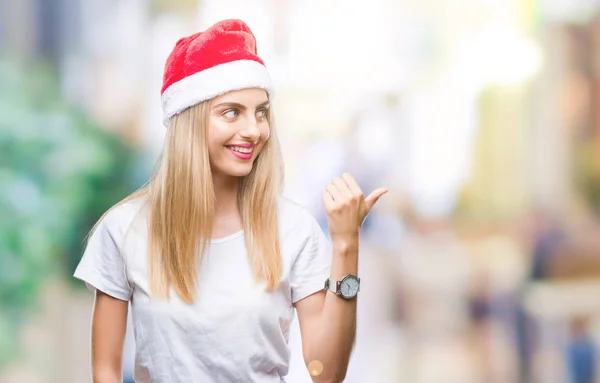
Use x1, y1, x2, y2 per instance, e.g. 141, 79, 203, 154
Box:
223, 110, 238, 119
257, 109, 268, 119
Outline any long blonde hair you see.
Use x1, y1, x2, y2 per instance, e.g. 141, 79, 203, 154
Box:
89, 99, 284, 303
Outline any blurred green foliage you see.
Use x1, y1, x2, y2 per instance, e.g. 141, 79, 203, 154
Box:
149, 0, 199, 15
575, 142, 600, 214
0, 59, 139, 367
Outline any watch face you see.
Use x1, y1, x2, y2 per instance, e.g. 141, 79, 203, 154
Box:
340, 276, 360, 299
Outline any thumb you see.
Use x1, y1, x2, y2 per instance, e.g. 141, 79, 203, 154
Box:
364, 187, 388, 211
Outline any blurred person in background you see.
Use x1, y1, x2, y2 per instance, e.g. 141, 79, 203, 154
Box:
72, 19, 386, 382
566, 317, 597, 383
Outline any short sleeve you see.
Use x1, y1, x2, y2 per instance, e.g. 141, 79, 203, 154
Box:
73, 214, 132, 301
289, 210, 332, 303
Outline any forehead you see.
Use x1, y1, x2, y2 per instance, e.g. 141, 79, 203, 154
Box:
211, 88, 269, 106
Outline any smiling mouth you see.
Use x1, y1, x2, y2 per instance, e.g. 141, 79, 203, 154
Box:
226, 145, 254, 160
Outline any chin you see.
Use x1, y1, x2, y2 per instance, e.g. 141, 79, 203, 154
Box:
223, 163, 254, 177
230, 168, 253, 177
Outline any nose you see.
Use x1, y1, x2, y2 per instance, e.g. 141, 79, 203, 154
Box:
239, 118, 261, 141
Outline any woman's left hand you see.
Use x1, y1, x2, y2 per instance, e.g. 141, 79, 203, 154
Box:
322, 173, 388, 241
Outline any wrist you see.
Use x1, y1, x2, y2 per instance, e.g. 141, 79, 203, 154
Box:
331, 232, 359, 245
331, 234, 359, 257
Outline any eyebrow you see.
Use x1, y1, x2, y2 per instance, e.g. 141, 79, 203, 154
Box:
212, 100, 270, 110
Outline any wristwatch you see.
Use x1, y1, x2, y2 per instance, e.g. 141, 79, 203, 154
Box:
324, 275, 360, 299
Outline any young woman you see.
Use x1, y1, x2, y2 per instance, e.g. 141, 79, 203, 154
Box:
74, 19, 387, 383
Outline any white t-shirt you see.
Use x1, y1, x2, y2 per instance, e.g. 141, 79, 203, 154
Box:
73, 197, 332, 383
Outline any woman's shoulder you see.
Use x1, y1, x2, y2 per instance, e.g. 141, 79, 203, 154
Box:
278, 196, 310, 220
278, 197, 322, 235
97, 195, 149, 236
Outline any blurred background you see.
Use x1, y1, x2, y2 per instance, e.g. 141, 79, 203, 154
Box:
2, 0, 600, 382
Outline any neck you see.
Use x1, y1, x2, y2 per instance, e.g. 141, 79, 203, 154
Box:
212, 173, 240, 218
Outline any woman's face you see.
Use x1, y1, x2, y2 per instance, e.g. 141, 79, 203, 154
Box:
207, 88, 270, 178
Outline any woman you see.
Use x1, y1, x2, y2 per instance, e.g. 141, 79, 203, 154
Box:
74, 19, 387, 383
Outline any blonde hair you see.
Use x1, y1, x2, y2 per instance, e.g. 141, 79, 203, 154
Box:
88, 99, 284, 303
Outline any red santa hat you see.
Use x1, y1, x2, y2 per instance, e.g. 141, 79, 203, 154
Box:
161, 19, 273, 126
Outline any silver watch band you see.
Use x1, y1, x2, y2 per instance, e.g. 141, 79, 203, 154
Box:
325, 278, 339, 294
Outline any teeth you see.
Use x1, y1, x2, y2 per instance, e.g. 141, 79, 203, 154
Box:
230, 146, 253, 154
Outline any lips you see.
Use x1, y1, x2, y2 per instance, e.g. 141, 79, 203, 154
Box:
226, 144, 254, 160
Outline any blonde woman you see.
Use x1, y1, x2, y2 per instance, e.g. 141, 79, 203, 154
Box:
74, 19, 387, 383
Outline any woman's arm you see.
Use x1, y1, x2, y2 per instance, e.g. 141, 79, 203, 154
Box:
91, 290, 129, 383
295, 238, 358, 383
295, 173, 387, 383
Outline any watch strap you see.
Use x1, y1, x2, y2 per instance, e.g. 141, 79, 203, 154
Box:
324, 278, 339, 294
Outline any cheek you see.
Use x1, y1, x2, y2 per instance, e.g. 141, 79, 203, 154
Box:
208, 119, 229, 140
262, 124, 271, 141
256, 125, 270, 153
207, 122, 231, 162
207, 120, 231, 147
